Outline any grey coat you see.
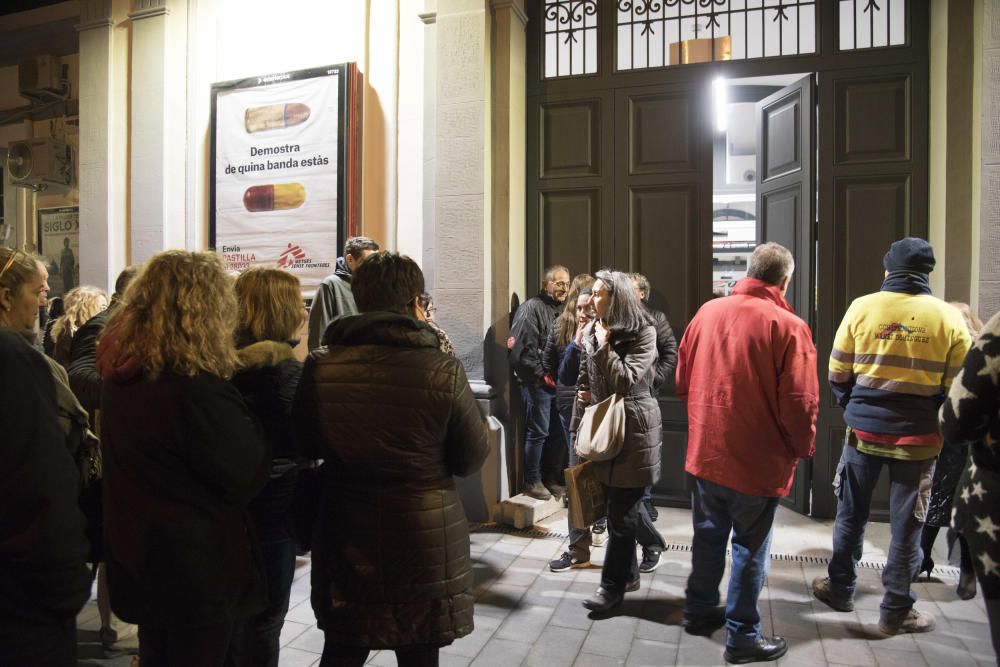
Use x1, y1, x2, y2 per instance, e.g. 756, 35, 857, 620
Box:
575, 323, 662, 488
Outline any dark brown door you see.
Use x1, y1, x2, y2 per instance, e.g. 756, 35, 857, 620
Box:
755, 74, 816, 513
613, 82, 714, 506
813, 63, 930, 519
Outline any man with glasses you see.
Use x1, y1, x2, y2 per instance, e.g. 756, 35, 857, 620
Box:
509, 265, 571, 499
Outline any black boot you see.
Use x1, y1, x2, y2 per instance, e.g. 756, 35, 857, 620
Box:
914, 525, 937, 581
956, 533, 977, 600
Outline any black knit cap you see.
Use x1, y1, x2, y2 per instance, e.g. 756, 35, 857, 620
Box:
883, 237, 936, 274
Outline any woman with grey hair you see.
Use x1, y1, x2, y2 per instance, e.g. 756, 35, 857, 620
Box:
576, 269, 663, 613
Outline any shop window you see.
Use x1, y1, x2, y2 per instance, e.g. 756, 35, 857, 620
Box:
839, 0, 907, 51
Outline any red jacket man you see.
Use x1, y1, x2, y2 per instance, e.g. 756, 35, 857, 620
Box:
674, 242, 818, 665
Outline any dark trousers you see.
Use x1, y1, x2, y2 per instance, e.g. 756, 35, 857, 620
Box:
139, 621, 234, 667
965, 528, 1000, 659
600, 486, 646, 592
320, 641, 439, 667
827, 443, 935, 624
0, 618, 75, 667
521, 384, 564, 484
685, 476, 779, 649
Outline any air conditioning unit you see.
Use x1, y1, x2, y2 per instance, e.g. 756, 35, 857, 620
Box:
6, 138, 72, 191
18, 56, 68, 101
726, 154, 756, 186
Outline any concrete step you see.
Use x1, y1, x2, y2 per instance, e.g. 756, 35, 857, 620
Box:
497, 493, 564, 529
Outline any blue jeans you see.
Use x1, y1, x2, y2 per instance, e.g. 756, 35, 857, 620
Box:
521, 383, 562, 484
685, 476, 779, 649
827, 441, 936, 624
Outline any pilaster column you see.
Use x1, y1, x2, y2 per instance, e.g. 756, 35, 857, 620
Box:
980, 0, 1000, 317
77, 0, 126, 290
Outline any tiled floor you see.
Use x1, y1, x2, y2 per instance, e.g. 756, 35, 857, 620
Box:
76, 506, 995, 666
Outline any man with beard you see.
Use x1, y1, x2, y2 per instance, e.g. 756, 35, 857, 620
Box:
307, 236, 380, 350
509, 264, 570, 499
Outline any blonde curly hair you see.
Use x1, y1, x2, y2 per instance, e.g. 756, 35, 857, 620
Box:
51, 285, 108, 347
104, 250, 239, 379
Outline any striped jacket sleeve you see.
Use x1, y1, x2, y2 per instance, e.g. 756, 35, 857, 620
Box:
828, 301, 857, 407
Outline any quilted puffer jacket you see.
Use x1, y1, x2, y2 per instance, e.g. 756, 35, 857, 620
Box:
293, 311, 490, 648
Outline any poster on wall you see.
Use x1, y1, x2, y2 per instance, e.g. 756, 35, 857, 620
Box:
37, 206, 79, 298
210, 64, 361, 298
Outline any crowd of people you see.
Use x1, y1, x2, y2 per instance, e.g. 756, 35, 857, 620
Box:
0, 233, 997, 666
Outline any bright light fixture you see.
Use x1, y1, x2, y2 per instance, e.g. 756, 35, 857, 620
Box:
713, 77, 727, 133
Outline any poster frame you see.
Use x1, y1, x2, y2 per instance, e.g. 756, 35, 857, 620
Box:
36, 205, 80, 298
208, 64, 349, 286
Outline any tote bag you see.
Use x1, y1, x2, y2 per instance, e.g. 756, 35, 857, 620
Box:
565, 460, 606, 529
574, 393, 625, 461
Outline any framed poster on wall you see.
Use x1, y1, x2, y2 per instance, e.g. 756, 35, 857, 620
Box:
209, 63, 362, 298
37, 205, 79, 298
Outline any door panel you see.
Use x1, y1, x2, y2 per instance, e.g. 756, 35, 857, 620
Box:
540, 99, 603, 179
617, 83, 713, 507
755, 74, 815, 514
539, 189, 602, 276
815, 65, 928, 519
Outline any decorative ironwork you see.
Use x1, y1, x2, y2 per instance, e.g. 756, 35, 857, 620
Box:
839, 0, 907, 51
616, 0, 817, 72
544, 0, 599, 78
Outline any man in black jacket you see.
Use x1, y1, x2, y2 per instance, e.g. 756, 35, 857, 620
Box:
629, 273, 677, 572
509, 264, 570, 499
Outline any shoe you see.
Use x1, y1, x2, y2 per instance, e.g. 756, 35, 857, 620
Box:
591, 517, 608, 547
643, 498, 659, 521
811, 575, 854, 612
957, 568, 978, 600
878, 608, 936, 634
683, 608, 726, 637
723, 636, 788, 664
524, 481, 552, 500
582, 586, 623, 613
639, 549, 661, 573
549, 551, 590, 572
626, 577, 640, 593
912, 555, 934, 582
546, 482, 566, 499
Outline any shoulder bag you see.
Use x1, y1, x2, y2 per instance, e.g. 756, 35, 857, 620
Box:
574, 393, 625, 461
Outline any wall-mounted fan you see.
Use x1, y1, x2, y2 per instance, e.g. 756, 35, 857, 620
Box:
6, 138, 72, 191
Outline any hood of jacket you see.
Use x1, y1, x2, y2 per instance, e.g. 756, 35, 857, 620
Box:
96, 319, 144, 383
731, 277, 795, 314
237, 340, 297, 369
324, 311, 440, 350
334, 256, 352, 282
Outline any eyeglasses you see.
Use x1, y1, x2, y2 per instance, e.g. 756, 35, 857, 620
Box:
551, 281, 569, 289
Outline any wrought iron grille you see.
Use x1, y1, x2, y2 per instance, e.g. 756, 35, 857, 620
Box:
616, 0, 817, 71
544, 0, 599, 78
839, 0, 907, 50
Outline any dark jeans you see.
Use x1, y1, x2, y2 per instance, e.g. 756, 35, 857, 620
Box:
685, 476, 779, 649
521, 383, 564, 484
600, 486, 647, 592
139, 621, 234, 667
827, 442, 935, 623
229, 473, 298, 667
320, 641, 439, 667
0, 618, 75, 667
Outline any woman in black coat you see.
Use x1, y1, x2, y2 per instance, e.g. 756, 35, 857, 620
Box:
97, 251, 269, 667
228, 267, 305, 667
940, 309, 1000, 661
576, 269, 662, 614
293, 252, 489, 667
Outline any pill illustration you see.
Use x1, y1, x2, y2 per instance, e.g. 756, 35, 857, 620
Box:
244, 103, 311, 133
243, 183, 306, 212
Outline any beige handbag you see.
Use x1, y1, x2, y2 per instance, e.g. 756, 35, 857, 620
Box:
574, 393, 625, 461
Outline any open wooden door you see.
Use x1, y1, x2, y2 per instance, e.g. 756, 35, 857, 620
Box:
755, 74, 816, 514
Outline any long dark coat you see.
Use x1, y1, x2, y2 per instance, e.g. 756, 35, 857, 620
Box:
293, 311, 490, 648
574, 323, 662, 488
98, 339, 270, 627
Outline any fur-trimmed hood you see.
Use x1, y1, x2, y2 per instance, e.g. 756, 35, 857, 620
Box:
237, 340, 297, 370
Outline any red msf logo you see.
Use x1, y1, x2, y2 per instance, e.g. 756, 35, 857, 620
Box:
277, 243, 305, 268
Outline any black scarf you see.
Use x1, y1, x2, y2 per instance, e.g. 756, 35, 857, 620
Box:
880, 271, 931, 296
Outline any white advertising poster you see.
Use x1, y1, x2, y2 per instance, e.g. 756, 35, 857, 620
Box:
37, 206, 80, 298
213, 67, 343, 297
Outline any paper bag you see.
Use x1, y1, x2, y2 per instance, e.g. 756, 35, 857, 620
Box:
565, 461, 606, 530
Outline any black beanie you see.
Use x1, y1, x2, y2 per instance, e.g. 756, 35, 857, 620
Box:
883, 237, 935, 274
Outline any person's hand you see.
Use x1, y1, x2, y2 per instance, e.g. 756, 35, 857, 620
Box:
543, 373, 556, 389
577, 388, 591, 404
574, 322, 587, 347
594, 319, 610, 348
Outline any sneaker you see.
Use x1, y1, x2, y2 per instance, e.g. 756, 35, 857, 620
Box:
878, 608, 935, 635
643, 499, 659, 521
591, 517, 608, 547
723, 635, 787, 664
811, 575, 854, 612
639, 549, 661, 573
549, 551, 589, 572
524, 481, 552, 500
